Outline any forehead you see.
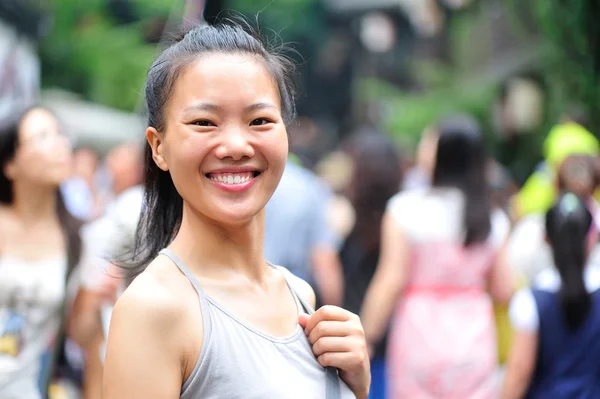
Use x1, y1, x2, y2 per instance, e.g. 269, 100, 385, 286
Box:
19, 109, 59, 139
168, 53, 281, 113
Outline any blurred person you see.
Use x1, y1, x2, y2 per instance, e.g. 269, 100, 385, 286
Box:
265, 127, 346, 307
315, 151, 356, 241
514, 122, 599, 219
361, 114, 514, 398
486, 158, 517, 366
69, 185, 143, 399
506, 154, 600, 285
264, 159, 345, 307
69, 142, 144, 399
103, 23, 369, 398
104, 140, 143, 199
492, 73, 546, 185
488, 158, 519, 214
502, 193, 600, 398
0, 106, 82, 399
61, 147, 102, 222
340, 130, 402, 399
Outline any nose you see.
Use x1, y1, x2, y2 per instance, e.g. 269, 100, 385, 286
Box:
214, 126, 255, 161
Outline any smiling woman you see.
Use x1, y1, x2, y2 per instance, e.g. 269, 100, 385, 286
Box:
102, 21, 370, 399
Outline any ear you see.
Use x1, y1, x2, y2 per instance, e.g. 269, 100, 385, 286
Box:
3, 159, 16, 181
146, 127, 168, 171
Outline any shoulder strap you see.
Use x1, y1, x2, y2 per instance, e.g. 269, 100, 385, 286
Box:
159, 248, 206, 298
275, 266, 342, 399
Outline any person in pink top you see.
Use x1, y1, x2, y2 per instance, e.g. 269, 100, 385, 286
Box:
361, 114, 515, 398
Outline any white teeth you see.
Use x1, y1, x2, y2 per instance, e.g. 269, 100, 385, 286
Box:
209, 172, 254, 185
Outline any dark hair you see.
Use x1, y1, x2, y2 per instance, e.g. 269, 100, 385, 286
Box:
124, 21, 297, 276
546, 193, 594, 330
0, 105, 82, 274
432, 114, 491, 246
344, 129, 402, 251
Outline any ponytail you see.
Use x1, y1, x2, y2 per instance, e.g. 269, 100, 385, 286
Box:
546, 193, 594, 330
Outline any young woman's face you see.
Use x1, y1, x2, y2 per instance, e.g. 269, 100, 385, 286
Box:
6, 108, 73, 188
149, 53, 288, 226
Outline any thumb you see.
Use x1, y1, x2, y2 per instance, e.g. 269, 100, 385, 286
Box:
298, 313, 310, 329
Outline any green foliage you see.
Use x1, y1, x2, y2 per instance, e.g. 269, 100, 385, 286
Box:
358, 75, 497, 150
39, 0, 172, 111
509, 0, 600, 131
38, 0, 324, 111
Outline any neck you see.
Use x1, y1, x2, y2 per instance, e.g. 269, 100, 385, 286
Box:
170, 203, 267, 281
11, 181, 59, 225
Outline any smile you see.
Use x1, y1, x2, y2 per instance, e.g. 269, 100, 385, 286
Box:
207, 171, 258, 184
205, 170, 262, 193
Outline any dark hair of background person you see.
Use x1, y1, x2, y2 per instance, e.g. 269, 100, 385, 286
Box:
546, 193, 594, 330
432, 114, 491, 246
343, 128, 402, 252
0, 105, 82, 272
121, 20, 297, 277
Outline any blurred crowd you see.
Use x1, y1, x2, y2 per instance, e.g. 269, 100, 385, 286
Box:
2, 84, 600, 399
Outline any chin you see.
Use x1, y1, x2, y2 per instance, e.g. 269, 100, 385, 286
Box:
208, 204, 264, 227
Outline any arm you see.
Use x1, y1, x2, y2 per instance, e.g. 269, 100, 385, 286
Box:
501, 290, 539, 399
360, 211, 410, 348
488, 240, 517, 305
103, 274, 189, 399
312, 247, 344, 307
69, 285, 114, 349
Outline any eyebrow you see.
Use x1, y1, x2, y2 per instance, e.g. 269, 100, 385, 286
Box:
183, 102, 279, 113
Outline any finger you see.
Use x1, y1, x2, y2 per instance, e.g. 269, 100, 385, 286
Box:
307, 321, 350, 345
304, 306, 355, 336
312, 336, 353, 357
298, 313, 310, 329
317, 351, 367, 371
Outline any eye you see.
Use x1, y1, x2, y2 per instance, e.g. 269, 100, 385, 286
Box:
250, 118, 273, 126
191, 120, 215, 127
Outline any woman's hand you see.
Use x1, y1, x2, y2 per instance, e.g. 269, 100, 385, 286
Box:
299, 306, 371, 399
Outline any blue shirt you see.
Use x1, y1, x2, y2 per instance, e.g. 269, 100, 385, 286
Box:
264, 162, 340, 285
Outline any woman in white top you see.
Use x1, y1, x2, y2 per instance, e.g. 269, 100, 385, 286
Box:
0, 106, 81, 398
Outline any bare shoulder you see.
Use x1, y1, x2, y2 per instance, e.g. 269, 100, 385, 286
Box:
278, 267, 317, 309
113, 256, 197, 335
104, 255, 199, 398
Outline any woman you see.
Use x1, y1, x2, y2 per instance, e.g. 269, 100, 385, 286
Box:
0, 106, 81, 398
502, 193, 600, 398
103, 22, 370, 399
340, 130, 402, 398
361, 114, 514, 398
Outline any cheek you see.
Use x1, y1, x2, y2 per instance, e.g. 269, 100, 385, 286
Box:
265, 130, 289, 172
164, 135, 209, 192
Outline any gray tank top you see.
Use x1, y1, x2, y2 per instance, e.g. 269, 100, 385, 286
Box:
159, 249, 356, 399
